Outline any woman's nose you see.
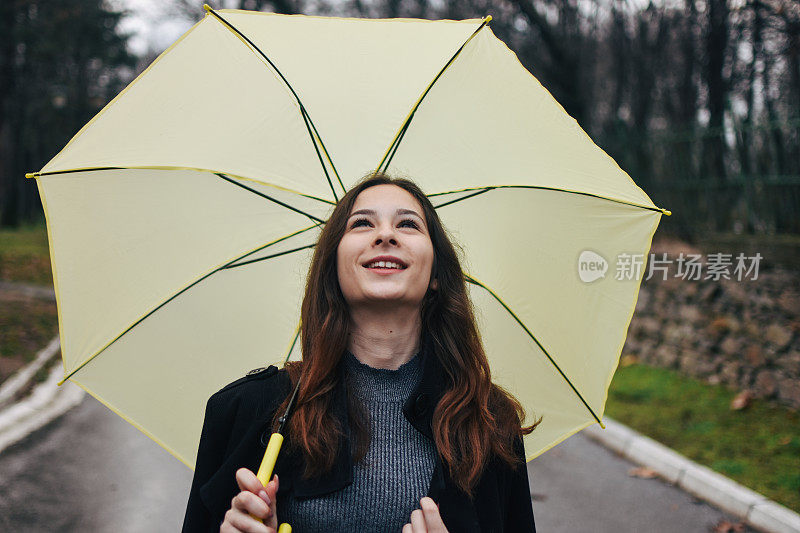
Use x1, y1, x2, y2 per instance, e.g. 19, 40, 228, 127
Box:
373, 222, 398, 246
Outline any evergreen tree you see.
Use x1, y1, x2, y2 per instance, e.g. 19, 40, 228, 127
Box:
0, 0, 136, 227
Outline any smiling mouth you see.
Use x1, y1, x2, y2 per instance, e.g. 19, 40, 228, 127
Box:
363, 261, 407, 270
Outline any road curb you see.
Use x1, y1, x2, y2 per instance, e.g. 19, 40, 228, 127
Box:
0, 336, 61, 409
0, 339, 84, 454
583, 417, 800, 533
0, 281, 56, 301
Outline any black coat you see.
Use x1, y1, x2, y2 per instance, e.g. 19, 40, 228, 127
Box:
182, 335, 537, 533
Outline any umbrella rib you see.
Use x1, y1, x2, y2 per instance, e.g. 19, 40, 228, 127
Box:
222, 243, 316, 270
217, 173, 325, 224
265, 323, 304, 434
429, 185, 671, 216
57, 222, 322, 385
381, 120, 411, 173
203, 5, 345, 200
275, 324, 303, 434
375, 16, 492, 175
432, 187, 495, 209
27, 166, 337, 206
282, 324, 301, 366
463, 273, 604, 427
299, 106, 340, 202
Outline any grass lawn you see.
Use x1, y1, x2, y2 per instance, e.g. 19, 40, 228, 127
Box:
606, 361, 800, 513
0, 221, 53, 285
0, 295, 59, 384
0, 221, 58, 384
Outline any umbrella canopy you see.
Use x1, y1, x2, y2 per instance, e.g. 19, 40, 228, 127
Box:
30, 7, 670, 469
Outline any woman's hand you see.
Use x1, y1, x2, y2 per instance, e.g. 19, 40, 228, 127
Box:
220, 468, 279, 533
402, 497, 449, 533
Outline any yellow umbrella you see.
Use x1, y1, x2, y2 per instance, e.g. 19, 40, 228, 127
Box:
28, 5, 670, 488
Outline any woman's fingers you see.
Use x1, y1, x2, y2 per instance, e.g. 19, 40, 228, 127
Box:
235, 468, 264, 494
264, 474, 279, 503
222, 469, 279, 533
221, 506, 272, 533
405, 497, 448, 533
258, 474, 279, 529
420, 497, 449, 533
410, 508, 426, 532
231, 491, 270, 520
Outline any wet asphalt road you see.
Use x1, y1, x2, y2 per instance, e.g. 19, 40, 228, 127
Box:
0, 397, 192, 532
0, 397, 752, 532
527, 433, 754, 532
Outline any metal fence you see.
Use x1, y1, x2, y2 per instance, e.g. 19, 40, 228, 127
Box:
647, 175, 800, 236
601, 119, 800, 239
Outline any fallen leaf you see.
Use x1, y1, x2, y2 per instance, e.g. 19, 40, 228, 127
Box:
628, 466, 658, 479
730, 391, 753, 410
711, 519, 745, 532
778, 436, 791, 445
620, 353, 639, 367
709, 317, 732, 334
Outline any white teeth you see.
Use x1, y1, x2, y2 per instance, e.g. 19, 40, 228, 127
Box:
366, 261, 404, 269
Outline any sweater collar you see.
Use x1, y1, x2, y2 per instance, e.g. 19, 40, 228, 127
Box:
278, 330, 449, 500
342, 347, 424, 402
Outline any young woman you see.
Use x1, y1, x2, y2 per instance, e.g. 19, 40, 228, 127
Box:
182, 173, 541, 532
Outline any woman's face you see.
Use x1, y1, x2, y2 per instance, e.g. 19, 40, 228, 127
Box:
336, 184, 437, 311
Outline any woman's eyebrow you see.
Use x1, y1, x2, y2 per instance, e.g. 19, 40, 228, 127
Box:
349, 208, 423, 219
349, 209, 375, 218
396, 208, 423, 219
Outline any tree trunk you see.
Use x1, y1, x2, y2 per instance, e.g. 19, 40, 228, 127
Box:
703, 0, 729, 184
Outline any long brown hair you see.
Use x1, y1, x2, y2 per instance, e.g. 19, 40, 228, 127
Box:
271, 172, 541, 497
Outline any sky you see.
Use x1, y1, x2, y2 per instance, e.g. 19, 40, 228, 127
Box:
112, 0, 198, 56
113, 0, 664, 57
112, 0, 337, 56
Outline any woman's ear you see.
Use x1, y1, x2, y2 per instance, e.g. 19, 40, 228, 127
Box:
430, 277, 438, 291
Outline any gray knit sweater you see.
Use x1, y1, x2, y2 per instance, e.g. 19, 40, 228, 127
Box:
277, 350, 437, 532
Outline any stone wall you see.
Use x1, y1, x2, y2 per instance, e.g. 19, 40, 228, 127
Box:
621, 239, 800, 409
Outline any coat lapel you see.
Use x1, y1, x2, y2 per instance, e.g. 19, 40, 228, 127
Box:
198, 414, 271, 522
201, 331, 481, 531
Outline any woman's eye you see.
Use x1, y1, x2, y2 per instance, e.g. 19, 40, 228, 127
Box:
351, 218, 371, 228
399, 219, 419, 229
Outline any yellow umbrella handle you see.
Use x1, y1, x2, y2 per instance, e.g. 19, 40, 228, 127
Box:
250, 432, 291, 532
256, 432, 283, 485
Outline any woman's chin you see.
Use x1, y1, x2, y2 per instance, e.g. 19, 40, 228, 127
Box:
356, 291, 425, 308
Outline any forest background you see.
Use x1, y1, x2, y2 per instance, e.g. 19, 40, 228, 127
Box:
1, 0, 798, 245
